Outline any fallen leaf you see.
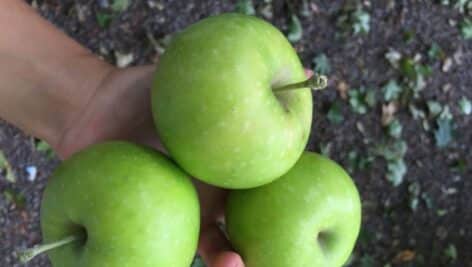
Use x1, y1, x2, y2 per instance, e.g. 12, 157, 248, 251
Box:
337, 81, 349, 99
382, 102, 398, 126
393, 250, 416, 263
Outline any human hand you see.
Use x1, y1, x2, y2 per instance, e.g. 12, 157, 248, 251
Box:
54, 65, 245, 267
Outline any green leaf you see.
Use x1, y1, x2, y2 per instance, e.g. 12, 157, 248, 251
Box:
346, 151, 373, 173
235, 0, 255, 15
459, 18, 472, 39
434, 118, 453, 148
421, 192, 434, 209
3, 189, 26, 208
427, 101, 442, 117
327, 102, 344, 124
386, 158, 407, 186
454, 0, 471, 13
374, 140, 407, 161
35, 140, 55, 158
439, 105, 453, 120
428, 42, 445, 60
400, 58, 417, 79
348, 88, 368, 114
287, 14, 303, 42
365, 89, 377, 108
437, 209, 448, 216
444, 244, 458, 261
382, 80, 402, 101
319, 142, 332, 157
96, 13, 113, 28
408, 182, 421, 211
0, 151, 7, 170
191, 255, 206, 267
352, 8, 370, 34
459, 96, 472, 115
0, 151, 16, 183
402, 29, 416, 43
348, 87, 376, 114
385, 49, 402, 68
313, 53, 331, 75
450, 158, 467, 173
359, 254, 375, 267
111, 0, 130, 12
387, 119, 402, 139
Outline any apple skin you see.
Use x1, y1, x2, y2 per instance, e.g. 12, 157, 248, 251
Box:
225, 152, 361, 267
41, 142, 200, 267
152, 13, 312, 189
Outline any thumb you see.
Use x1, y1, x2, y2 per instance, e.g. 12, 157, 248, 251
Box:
198, 225, 244, 267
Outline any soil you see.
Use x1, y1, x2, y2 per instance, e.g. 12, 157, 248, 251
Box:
1, 0, 471, 267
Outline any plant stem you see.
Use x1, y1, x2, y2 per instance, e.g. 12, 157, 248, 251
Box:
273, 74, 328, 92
18, 235, 82, 263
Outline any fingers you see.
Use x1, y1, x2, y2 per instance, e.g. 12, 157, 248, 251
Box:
198, 225, 244, 267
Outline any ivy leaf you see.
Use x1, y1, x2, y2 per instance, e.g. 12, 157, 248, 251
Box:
319, 142, 332, 157
313, 53, 331, 75
459, 18, 472, 39
0, 151, 16, 183
385, 49, 402, 68
348, 87, 376, 114
408, 182, 421, 211
428, 42, 445, 60
365, 89, 377, 108
96, 12, 113, 28
3, 189, 26, 208
111, 0, 130, 12
382, 80, 402, 101
35, 140, 55, 158
386, 158, 407, 186
349, 89, 367, 114
434, 118, 453, 148
427, 100, 442, 117
444, 244, 458, 261
373, 140, 407, 161
387, 119, 403, 139
327, 102, 344, 124
352, 8, 370, 35
235, 0, 255, 15
459, 97, 471, 115
359, 255, 375, 267
287, 14, 303, 42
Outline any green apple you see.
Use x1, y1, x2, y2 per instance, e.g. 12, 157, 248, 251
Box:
225, 152, 362, 267
152, 13, 321, 189
20, 142, 200, 267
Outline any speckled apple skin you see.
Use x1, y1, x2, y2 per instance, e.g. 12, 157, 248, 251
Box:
226, 152, 362, 267
41, 142, 200, 267
152, 13, 312, 189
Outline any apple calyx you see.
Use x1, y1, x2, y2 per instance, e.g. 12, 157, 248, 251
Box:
18, 234, 83, 263
272, 73, 328, 92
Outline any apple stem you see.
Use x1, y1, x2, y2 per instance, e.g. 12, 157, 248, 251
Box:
18, 235, 82, 263
273, 74, 328, 92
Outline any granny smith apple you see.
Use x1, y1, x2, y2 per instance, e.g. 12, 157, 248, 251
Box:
20, 142, 200, 267
152, 13, 316, 189
225, 152, 362, 267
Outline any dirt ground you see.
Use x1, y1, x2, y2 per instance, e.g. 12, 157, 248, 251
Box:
1, 0, 471, 267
